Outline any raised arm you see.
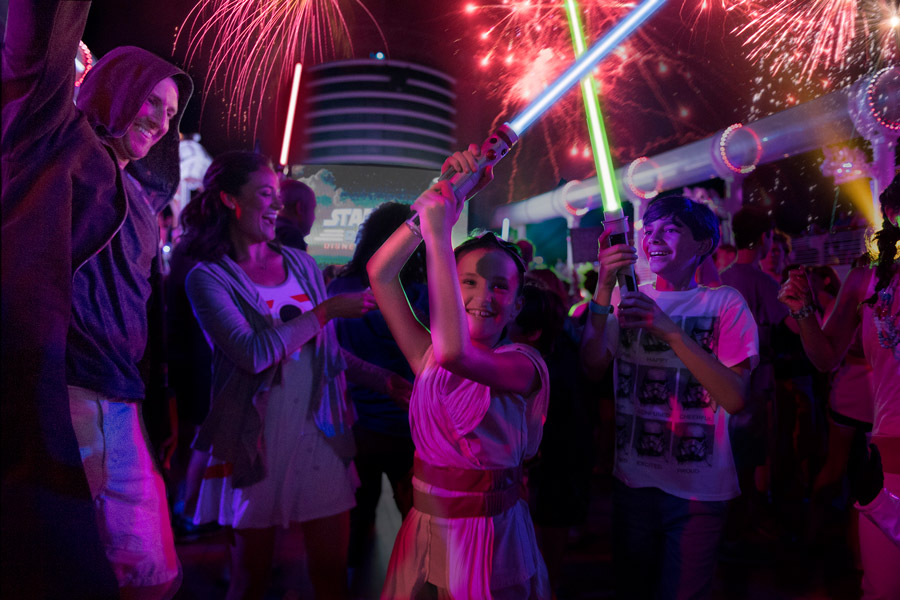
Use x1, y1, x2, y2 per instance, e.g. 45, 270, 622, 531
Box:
778, 265, 867, 372
365, 145, 494, 376
186, 267, 373, 374
580, 227, 636, 379
415, 176, 537, 395
2, 0, 85, 158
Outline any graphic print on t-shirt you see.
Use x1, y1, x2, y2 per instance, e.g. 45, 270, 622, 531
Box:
613, 311, 724, 478
677, 369, 712, 411
261, 292, 312, 324
633, 417, 670, 464
279, 297, 307, 323
256, 276, 315, 360
673, 422, 715, 470
636, 365, 675, 412
611, 285, 758, 500
640, 330, 672, 354
620, 327, 639, 352
684, 316, 717, 354
615, 413, 634, 457
616, 361, 636, 399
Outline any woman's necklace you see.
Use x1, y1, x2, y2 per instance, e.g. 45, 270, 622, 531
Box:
873, 270, 900, 358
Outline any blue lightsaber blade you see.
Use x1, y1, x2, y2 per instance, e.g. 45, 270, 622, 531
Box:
437, 0, 666, 204
509, 0, 666, 137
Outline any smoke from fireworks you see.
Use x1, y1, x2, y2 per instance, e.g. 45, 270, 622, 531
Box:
175, 0, 385, 136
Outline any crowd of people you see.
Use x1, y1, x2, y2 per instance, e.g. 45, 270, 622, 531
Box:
3, 2, 899, 599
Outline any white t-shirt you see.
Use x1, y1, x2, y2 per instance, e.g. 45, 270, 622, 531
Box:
254, 272, 315, 360
607, 283, 759, 501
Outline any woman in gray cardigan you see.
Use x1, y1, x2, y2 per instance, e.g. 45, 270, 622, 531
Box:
181, 152, 402, 599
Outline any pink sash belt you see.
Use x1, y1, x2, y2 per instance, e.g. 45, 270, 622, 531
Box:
412, 456, 525, 518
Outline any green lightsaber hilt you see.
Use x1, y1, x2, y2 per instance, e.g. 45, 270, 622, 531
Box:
604, 211, 637, 292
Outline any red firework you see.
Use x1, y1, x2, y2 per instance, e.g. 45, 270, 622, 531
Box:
175, 0, 386, 136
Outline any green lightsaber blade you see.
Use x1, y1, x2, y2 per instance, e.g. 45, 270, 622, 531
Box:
563, 0, 623, 215
564, 0, 636, 291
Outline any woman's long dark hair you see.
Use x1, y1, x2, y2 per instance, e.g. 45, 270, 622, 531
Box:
339, 202, 426, 287
864, 173, 900, 305
178, 151, 272, 263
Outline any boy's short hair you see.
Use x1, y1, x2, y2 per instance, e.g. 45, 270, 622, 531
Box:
731, 206, 774, 250
643, 195, 720, 260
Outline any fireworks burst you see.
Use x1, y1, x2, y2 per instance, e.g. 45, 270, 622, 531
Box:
463, 1, 743, 195
175, 0, 385, 136
678, 0, 756, 30
737, 0, 900, 101
463, 0, 895, 198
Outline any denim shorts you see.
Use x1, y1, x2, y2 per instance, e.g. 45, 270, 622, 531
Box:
68, 386, 180, 591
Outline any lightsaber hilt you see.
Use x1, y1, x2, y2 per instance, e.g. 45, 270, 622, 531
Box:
410, 124, 519, 228
438, 123, 519, 200
604, 210, 637, 292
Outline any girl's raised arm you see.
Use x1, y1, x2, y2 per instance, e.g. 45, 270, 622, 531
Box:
779, 265, 867, 372
416, 176, 537, 396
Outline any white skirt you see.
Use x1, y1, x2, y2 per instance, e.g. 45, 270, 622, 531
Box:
193, 351, 358, 529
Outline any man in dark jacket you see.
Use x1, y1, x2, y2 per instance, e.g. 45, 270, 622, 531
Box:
1, 1, 192, 597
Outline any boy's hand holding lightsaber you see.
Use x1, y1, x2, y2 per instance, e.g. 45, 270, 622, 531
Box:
595, 226, 638, 301
602, 211, 638, 292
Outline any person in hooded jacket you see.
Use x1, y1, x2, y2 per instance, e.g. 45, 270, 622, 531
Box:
1, 1, 192, 598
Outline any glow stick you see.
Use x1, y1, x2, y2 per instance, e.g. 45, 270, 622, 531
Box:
508, 0, 666, 137
564, 0, 635, 290
279, 62, 303, 167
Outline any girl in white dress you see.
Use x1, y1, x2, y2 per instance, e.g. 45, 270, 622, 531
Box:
368, 147, 551, 599
181, 151, 384, 599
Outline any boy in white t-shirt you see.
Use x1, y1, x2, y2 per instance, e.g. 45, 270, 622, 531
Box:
581, 196, 759, 599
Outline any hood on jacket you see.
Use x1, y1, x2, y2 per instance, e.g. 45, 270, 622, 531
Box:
76, 45, 193, 202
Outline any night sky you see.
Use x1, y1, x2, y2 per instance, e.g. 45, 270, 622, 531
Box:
79, 0, 896, 232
